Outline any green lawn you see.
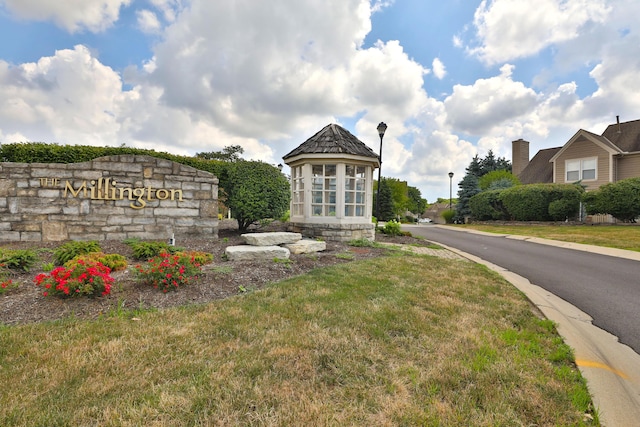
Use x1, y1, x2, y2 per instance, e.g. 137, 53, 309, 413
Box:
0, 252, 597, 426
457, 223, 640, 252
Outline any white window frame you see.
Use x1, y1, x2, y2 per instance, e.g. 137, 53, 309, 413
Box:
565, 157, 597, 182
291, 165, 304, 216
344, 164, 366, 217
311, 164, 337, 216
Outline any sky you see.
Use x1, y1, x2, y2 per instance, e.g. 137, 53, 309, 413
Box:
1, 0, 639, 203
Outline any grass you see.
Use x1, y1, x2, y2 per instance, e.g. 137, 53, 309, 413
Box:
0, 254, 597, 426
457, 223, 640, 252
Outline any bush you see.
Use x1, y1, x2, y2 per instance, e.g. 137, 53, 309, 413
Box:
223, 161, 290, 232
135, 251, 207, 293
499, 184, 583, 221
478, 170, 521, 190
35, 260, 114, 297
584, 177, 640, 222
469, 190, 506, 220
125, 240, 180, 260
442, 209, 456, 224
380, 220, 403, 236
0, 249, 39, 272
53, 241, 101, 265
65, 252, 128, 272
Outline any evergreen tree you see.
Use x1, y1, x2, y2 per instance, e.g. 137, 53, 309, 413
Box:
454, 174, 480, 221
375, 178, 395, 221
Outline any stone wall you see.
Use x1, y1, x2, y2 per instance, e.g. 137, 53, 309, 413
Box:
288, 222, 375, 242
0, 155, 218, 242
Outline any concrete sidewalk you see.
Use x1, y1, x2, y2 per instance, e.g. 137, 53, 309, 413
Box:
424, 226, 640, 427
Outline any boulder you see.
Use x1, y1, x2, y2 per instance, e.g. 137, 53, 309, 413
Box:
241, 232, 302, 246
283, 239, 326, 254
225, 245, 290, 261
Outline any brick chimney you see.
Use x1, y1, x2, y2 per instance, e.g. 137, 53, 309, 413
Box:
512, 139, 530, 177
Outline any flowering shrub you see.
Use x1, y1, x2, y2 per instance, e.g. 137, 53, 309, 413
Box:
135, 251, 211, 292
1, 262, 18, 294
35, 259, 114, 297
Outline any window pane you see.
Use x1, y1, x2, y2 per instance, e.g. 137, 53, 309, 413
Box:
312, 205, 322, 216
356, 166, 366, 177
345, 179, 355, 190
325, 164, 336, 176
345, 205, 354, 216
313, 191, 323, 203
566, 160, 580, 172
356, 192, 364, 203
312, 165, 323, 176
326, 178, 336, 190
327, 191, 336, 204
326, 205, 336, 216
345, 192, 353, 203
355, 206, 364, 216
582, 159, 596, 169
582, 169, 596, 180
356, 179, 365, 191
567, 171, 580, 181
346, 165, 355, 177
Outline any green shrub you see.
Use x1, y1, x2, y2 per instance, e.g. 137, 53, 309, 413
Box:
53, 241, 101, 265
0, 248, 39, 272
381, 220, 403, 236
442, 209, 456, 224
499, 184, 584, 221
469, 190, 506, 220
65, 252, 128, 272
584, 177, 640, 222
126, 240, 180, 260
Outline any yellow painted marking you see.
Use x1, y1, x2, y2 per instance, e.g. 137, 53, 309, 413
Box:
576, 359, 629, 379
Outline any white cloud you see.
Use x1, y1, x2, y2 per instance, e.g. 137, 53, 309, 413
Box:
1, 0, 131, 33
432, 58, 446, 79
469, 0, 611, 64
444, 64, 539, 135
136, 9, 162, 34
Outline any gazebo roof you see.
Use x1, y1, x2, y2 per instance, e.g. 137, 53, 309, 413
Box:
283, 123, 379, 160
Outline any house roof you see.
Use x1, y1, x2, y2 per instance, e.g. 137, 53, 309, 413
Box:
282, 123, 379, 160
601, 118, 640, 152
518, 147, 561, 184
518, 118, 640, 184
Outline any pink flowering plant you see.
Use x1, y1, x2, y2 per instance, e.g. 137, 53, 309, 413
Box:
34, 259, 114, 298
135, 251, 211, 292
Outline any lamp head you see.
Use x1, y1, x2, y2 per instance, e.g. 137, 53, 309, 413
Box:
377, 122, 387, 138
448, 172, 454, 178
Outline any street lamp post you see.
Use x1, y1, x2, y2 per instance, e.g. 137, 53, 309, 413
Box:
448, 172, 454, 211
375, 122, 387, 221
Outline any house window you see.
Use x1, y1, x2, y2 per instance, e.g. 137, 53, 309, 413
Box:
345, 165, 366, 216
566, 158, 597, 182
311, 164, 336, 216
291, 166, 304, 216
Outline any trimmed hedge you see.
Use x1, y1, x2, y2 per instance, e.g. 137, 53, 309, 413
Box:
583, 177, 640, 222
468, 184, 584, 221
469, 190, 507, 220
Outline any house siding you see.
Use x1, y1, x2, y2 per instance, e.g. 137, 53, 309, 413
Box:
617, 153, 640, 180
554, 136, 611, 190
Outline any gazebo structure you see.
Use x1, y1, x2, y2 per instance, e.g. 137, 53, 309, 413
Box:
283, 123, 380, 242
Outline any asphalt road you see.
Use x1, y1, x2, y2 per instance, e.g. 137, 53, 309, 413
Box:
406, 225, 640, 354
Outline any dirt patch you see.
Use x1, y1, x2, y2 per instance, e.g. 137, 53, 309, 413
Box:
1, 223, 428, 325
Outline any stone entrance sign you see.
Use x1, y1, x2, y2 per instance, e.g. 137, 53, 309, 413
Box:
0, 155, 218, 242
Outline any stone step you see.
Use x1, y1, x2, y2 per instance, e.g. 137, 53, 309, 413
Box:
241, 232, 302, 246
283, 239, 327, 254
225, 245, 290, 261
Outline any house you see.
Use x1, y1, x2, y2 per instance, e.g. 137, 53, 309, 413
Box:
513, 117, 640, 191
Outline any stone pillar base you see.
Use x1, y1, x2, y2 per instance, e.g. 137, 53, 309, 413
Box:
287, 222, 375, 242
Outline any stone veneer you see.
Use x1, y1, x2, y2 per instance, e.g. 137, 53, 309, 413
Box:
287, 222, 375, 242
0, 155, 218, 242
